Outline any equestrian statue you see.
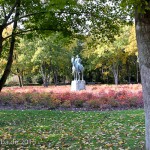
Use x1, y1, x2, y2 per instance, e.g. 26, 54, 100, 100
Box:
71, 55, 84, 81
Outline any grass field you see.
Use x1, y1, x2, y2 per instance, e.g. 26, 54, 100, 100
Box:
0, 109, 145, 149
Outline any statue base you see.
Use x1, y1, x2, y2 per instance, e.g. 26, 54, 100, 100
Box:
71, 80, 86, 91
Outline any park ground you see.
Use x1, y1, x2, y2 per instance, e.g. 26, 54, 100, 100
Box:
0, 109, 145, 149
0, 84, 145, 149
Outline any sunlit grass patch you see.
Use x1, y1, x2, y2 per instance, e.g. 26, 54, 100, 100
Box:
0, 109, 145, 149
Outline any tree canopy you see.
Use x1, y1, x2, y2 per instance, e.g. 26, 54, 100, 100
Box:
1, 0, 150, 149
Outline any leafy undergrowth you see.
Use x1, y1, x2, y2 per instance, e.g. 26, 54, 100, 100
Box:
0, 84, 143, 110
0, 109, 145, 149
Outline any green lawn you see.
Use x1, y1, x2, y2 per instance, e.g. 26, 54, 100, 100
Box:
0, 109, 145, 149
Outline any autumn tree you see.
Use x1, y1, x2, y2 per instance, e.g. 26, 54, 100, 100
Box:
1, 0, 150, 148
135, 2, 150, 149
31, 33, 73, 87
82, 26, 130, 84
0, 0, 128, 91
119, 0, 150, 148
11, 37, 36, 87
125, 25, 139, 83
0, 0, 79, 90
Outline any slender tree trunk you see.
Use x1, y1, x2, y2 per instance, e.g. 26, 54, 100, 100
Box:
53, 69, 56, 85
135, 5, 150, 149
101, 67, 104, 83
41, 64, 47, 87
55, 70, 58, 85
114, 74, 118, 85
18, 75, 22, 87
106, 73, 109, 84
126, 60, 131, 83
40, 62, 51, 87
63, 76, 66, 84
136, 61, 139, 83
0, 0, 20, 91
53, 69, 58, 86
112, 63, 119, 85
17, 68, 23, 87
43, 76, 49, 87
0, 42, 14, 91
0, 27, 3, 56
42, 74, 49, 87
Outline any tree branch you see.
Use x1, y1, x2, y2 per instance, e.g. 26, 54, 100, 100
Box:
2, 0, 18, 27
2, 5, 7, 19
3, 27, 71, 41
5, 8, 89, 27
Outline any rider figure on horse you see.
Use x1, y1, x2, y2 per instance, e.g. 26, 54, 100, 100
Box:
75, 55, 82, 65
71, 55, 84, 81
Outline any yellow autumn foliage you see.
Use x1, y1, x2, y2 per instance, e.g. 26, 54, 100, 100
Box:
125, 25, 138, 56
2, 25, 13, 38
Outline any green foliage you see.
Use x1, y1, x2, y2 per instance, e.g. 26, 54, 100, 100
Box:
94, 26, 130, 65
0, 0, 130, 41
121, 0, 150, 14
0, 109, 145, 149
0, 0, 144, 86
31, 32, 73, 83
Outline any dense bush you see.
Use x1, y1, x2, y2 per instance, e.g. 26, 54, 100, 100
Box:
0, 85, 143, 110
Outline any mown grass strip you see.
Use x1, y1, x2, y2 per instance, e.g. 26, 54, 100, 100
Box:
0, 109, 145, 149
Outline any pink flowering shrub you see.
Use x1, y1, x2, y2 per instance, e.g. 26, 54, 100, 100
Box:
0, 84, 143, 110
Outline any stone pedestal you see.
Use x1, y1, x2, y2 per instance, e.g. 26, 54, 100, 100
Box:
71, 80, 86, 91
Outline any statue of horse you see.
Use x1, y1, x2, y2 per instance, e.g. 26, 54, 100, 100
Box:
71, 56, 84, 80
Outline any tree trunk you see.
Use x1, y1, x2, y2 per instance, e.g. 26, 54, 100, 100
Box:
53, 69, 58, 86
112, 63, 119, 85
114, 75, 118, 85
0, 27, 3, 56
40, 62, 51, 87
126, 60, 131, 84
63, 76, 66, 84
0, 39, 15, 91
135, 5, 150, 149
136, 61, 139, 83
0, 0, 20, 91
43, 76, 50, 87
17, 68, 23, 87
18, 75, 23, 87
